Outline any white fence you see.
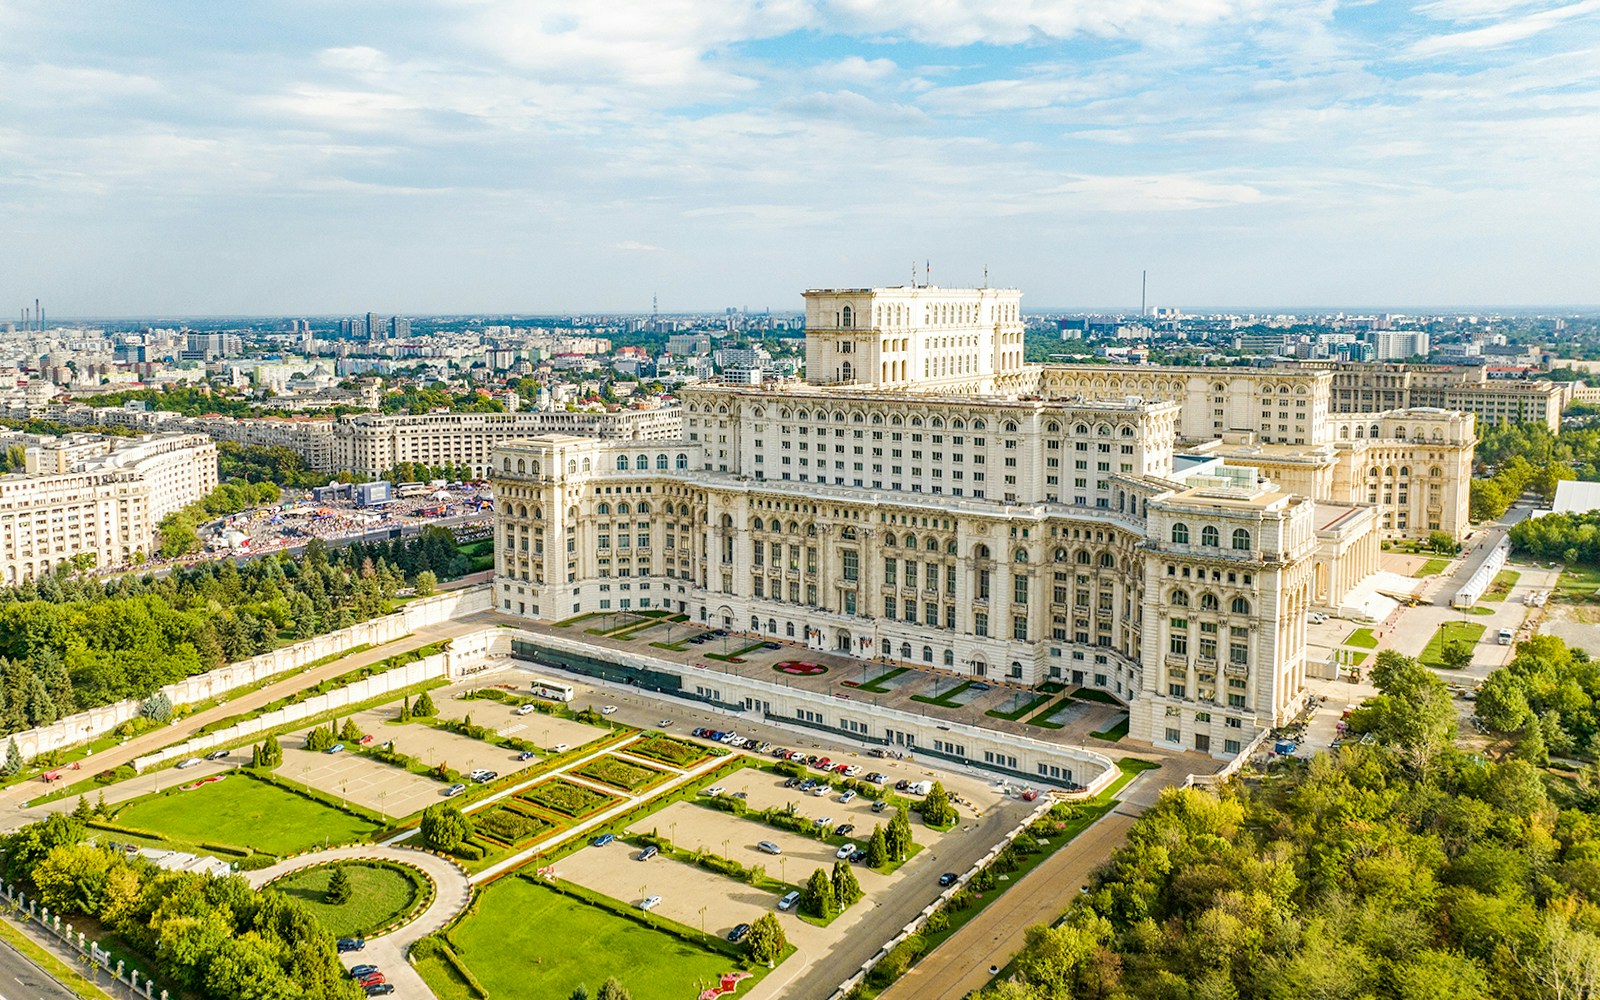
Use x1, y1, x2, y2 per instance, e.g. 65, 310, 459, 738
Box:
11, 584, 491, 760
134, 656, 449, 771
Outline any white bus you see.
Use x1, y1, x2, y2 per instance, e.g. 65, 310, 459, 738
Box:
530, 678, 576, 703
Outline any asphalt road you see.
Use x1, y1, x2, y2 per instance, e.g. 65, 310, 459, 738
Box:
0, 935, 79, 1000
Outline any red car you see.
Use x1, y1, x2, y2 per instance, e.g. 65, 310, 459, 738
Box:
815, 757, 832, 770
357, 974, 385, 988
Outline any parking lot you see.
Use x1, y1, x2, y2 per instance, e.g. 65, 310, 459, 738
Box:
431, 696, 615, 754
555, 844, 788, 941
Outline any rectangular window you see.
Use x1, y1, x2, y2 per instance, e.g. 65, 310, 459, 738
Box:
884, 557, 896, 586
1013, 617, 1028, 641
975, 612, 989, 637
842, 549, 859, 582
1013, 574, 1028, 604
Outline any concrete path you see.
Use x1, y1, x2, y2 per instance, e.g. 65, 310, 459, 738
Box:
247, 845, 473, 999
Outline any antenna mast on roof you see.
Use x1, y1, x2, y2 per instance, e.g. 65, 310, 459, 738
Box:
983, 265, 989, 288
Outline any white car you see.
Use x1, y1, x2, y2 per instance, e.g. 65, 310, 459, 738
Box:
840, 790, 857, 803
601, 705, 618, 715
810, 785, 828, 796
552, 743, 569, 753
836, 843, 857, 859
175, 757, 202, 769
700, 786, 726, 797
515, 704, 537, 716
638, 895, 662, 911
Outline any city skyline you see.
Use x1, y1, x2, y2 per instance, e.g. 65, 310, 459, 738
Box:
2, 1, 1597, 314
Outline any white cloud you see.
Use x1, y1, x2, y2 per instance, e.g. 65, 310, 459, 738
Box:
1406, 0, 1600, 56
814, 56, 898, 85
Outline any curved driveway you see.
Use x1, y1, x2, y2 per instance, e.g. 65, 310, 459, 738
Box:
248, 844, 473, 998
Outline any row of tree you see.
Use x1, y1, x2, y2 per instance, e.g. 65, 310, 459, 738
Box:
217, 442, 356, 489
1510, 509, 1600, 567
0, 529, 475, 737
0, 813, 361, 1000
980, 645, 1600, 999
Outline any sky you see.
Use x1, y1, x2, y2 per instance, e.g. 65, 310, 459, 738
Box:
1, 0, 1597, 316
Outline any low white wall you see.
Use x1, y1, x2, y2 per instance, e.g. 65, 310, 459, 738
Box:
134, 656, 449, 771
12, 584, 491, 760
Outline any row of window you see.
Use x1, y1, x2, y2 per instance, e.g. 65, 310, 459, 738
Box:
1170, 523, 1252, 550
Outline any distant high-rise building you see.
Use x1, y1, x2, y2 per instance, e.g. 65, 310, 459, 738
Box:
1373, 330, 1430, 361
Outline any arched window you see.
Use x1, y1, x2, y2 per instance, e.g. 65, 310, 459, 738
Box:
842, 305, 854, 329
617, 502, 630, 515
568, 460, 577, 474
616, 456, 629, 471
926, 538, 938, 552
676, 454, 688, 469
1172, 523, 1190, 544
515, 459, 524, 473
975, 544, 990, 559
1200, 593, 1219, 611
597, 503, 611, 515
922, 646, 933, 663
884, 534, 897, 547
1201, 525, 1219, 547
841, 361, 853, 382
582, 458, 591, 472
943, 649, 954, 667
1100, 553, 1115, 569
1014, 549, 1028, 563
1076, 550, 1090, 565
1232, 528, 1252, 551
532, 460, 541, 476
1054, 548, 1068, 562
636, 454, 649, 470
636, 502, 649, 514
1171, 590, 1190, 606
752, 517, 765, 531
657, 454, 668, 470
1231, 597, 1251, 615
900, 642, 912, 659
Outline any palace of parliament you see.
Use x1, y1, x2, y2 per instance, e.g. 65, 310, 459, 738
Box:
490, 285, 1476, 758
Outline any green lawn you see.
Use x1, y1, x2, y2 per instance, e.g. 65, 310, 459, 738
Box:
1554, 563, 1600, 604
1481, 569, 1521, 602
1419, 621, 1488, 669
440, 878, 746, 1000
113, 774, 378, 855
1345, 627, 1379, 649
1089, 715, 1130, 742
911, 681, 977, 708
855, 666, 912, 694
986, 694, 1052, 722
269, 862, 423, 937
1414, 557, 1451, 577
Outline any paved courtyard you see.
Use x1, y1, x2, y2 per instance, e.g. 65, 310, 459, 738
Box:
555, 846, 790, 941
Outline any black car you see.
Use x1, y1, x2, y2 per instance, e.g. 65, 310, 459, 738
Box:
938, 872, 960, 887
762, 642, 781, 650
849, 849, 867, 863
337, 938, 365, 953
835, 824, 855, 837
364, 986, 394, 997
693, 728, 707, 738
894, 780, 911, 791
782, 777, 798, 788
204, 749, 230, 761
727, 923, 751, 943
349, 965, 378, 979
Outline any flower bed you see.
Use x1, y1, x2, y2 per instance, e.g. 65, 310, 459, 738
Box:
773, 661, 827, 676
520, 779, 616, 817
575, 756, 664, 791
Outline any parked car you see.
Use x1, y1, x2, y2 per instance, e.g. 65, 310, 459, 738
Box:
757, 841, 782, 855
364, 985, 394, 997
693, 728, 708, 738
778, 891, 801, 911
762, 642, 781, 650
469, 769, 492, 782
836, 843, 857, 859
813, 817, 833, 829
601, 705, 618, 714
772, 747, 791, 758
348, 966, 378, 979
445, 783, 467, 797
336, 938, 365, 953
782, 777, 799, 789
835, 824, 855, 837
799, 778, 817, 791
657, 720, 672, 728
591, 833, 615, 847
939, 872, 960, 887
815, 757, 833, 770
176, 758, 202, 769
639, 895, 662, 911
203, 749, 229, 761
360, 734, 374, 745
552, 743, 569, 753
871, 800, 888, 813
840, 790, 857, 803
894, 780, 911, 791
357, 973, 385, 988
810, 785, 828, 796
325, 743, 345, 754
518, 750, 536, 761
842, 765, 862, 777
849, 849, 867, 864
727, 923, 751, 943
516, 703, 537, 716
638, 845, 659, 862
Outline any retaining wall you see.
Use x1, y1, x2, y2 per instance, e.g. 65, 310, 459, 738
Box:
12, 585, 491, 760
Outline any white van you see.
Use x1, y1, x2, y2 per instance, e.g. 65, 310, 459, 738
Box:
1497, 628, 1514, 645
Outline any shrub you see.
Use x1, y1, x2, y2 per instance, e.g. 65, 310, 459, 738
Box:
475, 807, 546, 844
522, 780, 612, 816
576, 757, 661, 790
413, 689, 438, 717
140, 692, 173, 723
420, 803, 472, 851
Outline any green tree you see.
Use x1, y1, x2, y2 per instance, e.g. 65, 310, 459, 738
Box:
1440, 640, 1474, 671
1, 737, 20, 776
72, 795, 91, 821
420, 803, 471, 852
1427, 531, 1457, 555
413, 570, 437, 597
745, 912, 787, 966
801, 867, 836, 919
1475, 671, 1532, 734
412, 689, 438, 717
831, 859, 863, 909
595, 977, 632, 1000
339, 717, 363, 743
921, 782, 957, 826
325, 865, 353, 905
141, 691, 173, 723
866, 825, 889, 868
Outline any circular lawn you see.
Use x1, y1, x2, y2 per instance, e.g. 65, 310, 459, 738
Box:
268, 861, 429, 938
773, 661, 827, 676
